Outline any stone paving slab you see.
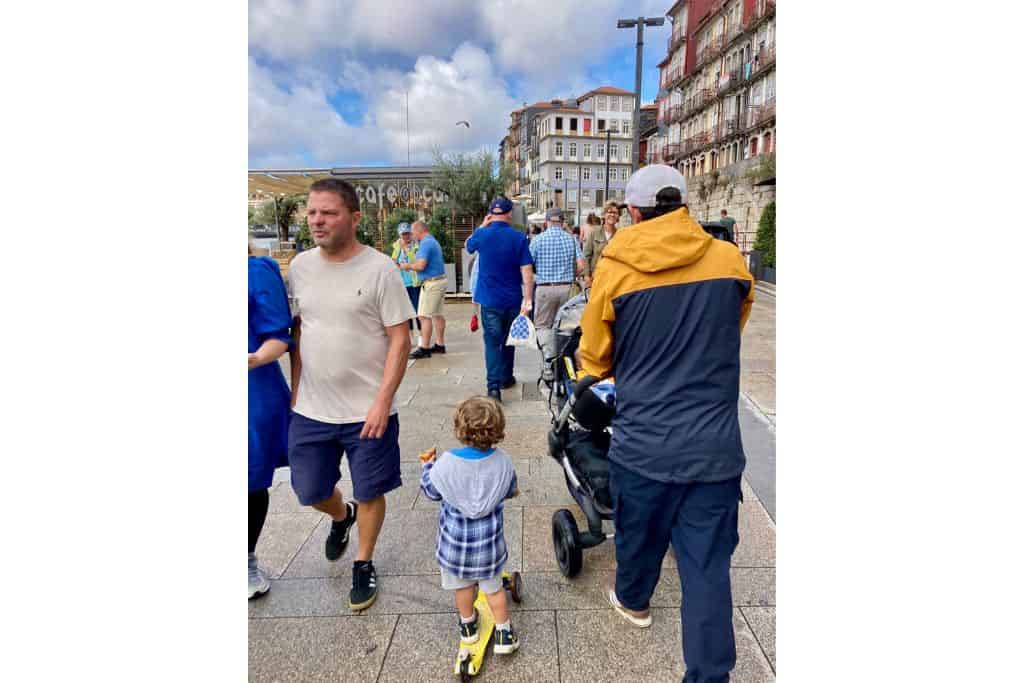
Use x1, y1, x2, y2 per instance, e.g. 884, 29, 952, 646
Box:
378, 611, 559, 683
556, 608, 774, 683
248, 615, 397, 682
254, 513, 321, 579
740, 606, 776, 671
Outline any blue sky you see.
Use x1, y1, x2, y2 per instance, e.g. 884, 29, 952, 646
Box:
249, 0, 671, 169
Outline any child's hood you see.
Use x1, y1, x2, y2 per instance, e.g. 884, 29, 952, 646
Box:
428, 447, 515, 519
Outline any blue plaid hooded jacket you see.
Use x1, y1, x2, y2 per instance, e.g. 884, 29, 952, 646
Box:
420, 446, 518, 580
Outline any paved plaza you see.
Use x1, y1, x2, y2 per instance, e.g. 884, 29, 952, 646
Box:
249, 296, 776, 682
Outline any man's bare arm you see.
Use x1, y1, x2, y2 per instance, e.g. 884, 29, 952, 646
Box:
289, 316, 301, 408
360, 322, 412, 439
520, 265, 535, 315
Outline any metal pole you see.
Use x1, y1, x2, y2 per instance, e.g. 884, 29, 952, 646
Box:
632, 17, 644, 173
604, 129, 611, 202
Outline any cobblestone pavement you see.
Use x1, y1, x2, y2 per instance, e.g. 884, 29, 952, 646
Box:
251, 299, 776, 682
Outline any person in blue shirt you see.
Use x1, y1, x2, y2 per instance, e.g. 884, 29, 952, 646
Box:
401, 220, 448, 358
465, 197, 535, 402
247, 249, 294, 600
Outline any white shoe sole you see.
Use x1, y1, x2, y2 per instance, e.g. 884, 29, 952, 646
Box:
606, 588, 652, 628
248, 580, 270, 600
460, 633, 480, 646
493, 640, 519, 654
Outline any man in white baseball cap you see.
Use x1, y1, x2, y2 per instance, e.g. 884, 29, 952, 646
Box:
577, 164, 755, 682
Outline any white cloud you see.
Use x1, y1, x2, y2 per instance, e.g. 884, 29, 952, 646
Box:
249, 44, 517, 167
248, 0, 478, 62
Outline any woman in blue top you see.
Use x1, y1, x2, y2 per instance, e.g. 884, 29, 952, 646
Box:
248, 249, 294, 599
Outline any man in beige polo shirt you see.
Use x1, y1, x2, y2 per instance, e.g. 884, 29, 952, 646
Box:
287, 178, 415, 611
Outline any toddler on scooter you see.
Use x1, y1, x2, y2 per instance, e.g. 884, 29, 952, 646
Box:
419, 396, 521, 654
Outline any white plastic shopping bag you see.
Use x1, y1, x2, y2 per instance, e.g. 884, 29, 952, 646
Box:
506, 314, 536, 347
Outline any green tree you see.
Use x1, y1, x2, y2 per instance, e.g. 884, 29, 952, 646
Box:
255, 195, 305, 243
753, 200, 776, 268
248, 206, 257, 229
427, 207, 455, 262
356, 212, 378, 248
431, 149, 515, 227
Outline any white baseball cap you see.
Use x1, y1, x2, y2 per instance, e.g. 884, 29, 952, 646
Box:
623, 164, 688, 208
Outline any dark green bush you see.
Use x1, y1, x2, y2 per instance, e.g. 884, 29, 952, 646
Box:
753, 200, 775, 268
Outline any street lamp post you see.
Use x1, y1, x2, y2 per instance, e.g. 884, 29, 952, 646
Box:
617, 16, 666, 173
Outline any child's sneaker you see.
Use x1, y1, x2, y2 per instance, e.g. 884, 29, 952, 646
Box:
459, 610, 479, 645
493, 624, 519, 654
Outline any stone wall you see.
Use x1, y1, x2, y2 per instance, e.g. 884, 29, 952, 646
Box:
685, 156, 776, 255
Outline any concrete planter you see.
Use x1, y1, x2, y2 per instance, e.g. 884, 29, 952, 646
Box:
445, 263, 456, 293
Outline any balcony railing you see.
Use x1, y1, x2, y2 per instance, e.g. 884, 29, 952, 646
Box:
663, 143, 681, 160
664, 64, 685, 90
695, 34, 725, 69
667, 104, 684, 123
746, 98, 776, 129
748, 0, 776, 30
751, 44, 777, 77
669, 28, 685, 53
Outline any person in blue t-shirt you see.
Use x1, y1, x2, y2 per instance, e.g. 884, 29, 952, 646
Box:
465, 197, 534, 402
401, 220, 449, 358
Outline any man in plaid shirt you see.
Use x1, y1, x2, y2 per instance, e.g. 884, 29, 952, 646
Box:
530, 207, 586, 381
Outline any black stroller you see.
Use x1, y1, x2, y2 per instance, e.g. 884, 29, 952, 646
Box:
540, 294, 617, 578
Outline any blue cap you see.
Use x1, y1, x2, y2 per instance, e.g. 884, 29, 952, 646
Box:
488, 196, 513, 215
397, 222, 412, 234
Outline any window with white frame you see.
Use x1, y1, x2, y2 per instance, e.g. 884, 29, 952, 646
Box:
624, 144, 630, 161
597, 143, 605, 158
609, 168, 617, 181
610, 144, 618, 160
569, 189, 577, 202
622, 96, 633, 112
610, 96, 620, 111
583, 189, 591, 203
583, 143, 592, 159
555, 166, 563, 180
583, 167, 591, 181
569, 142, 577, 158
609, 119, 619, 133
597, 96, 607, 111
622, 168, 629, 181
623, 121, 630, 136
569, 167, 577, 181
555, 141, 563, 156
596, 167, 604, 181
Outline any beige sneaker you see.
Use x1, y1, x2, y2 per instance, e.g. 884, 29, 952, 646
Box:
605, 583, 652, 628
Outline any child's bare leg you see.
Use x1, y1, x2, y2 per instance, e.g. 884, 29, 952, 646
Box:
484, 585, 509, 625
455, 585, 477, 620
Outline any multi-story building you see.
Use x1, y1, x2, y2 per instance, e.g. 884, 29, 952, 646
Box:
648, 0, 775, 178
502, 86, 636, 221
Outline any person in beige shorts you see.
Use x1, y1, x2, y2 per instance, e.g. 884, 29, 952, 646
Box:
401, 220, 448, 359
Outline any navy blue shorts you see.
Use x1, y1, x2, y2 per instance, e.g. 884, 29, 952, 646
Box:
287, 412, 402, 506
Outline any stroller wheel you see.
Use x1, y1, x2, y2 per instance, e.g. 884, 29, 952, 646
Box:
552, 509, 583, 578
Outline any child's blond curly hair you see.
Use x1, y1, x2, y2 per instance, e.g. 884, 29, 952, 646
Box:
453, 396, 506, 450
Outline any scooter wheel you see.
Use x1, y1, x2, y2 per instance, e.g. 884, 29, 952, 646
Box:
552, 509, 583, 578
459, 659, 471, 682
508, 571, 523, 603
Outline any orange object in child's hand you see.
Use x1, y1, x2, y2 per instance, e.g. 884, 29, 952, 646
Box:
418, 447, 437, 463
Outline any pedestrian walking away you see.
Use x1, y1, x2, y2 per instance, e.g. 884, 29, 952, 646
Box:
582, 200, 621, 290
248, 246, 294, 600
718, 209, 736, 243
401, 220, 448, 359
287, 177, 416, 611
578, 164, 754, 683
392, 222, 422, 341
530, 206, 585, 382
464, 196, 534, 403
420, 396, 522, 654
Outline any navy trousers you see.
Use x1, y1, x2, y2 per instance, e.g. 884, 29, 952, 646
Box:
610, 459, 742, 683
480, 305, 518, 391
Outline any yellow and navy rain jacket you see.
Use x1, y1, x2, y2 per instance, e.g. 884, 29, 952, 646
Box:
578, 207, 754, 484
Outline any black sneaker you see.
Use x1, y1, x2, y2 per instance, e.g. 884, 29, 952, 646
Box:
409, 347, 432, 360
459, 609, 480, 645
324, 502, 357, 562
487, 389, 502, 403
501, 377, 517, 389
431, 344, 446, 354
493, 625, 519, 654
349, 560, 378, 610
